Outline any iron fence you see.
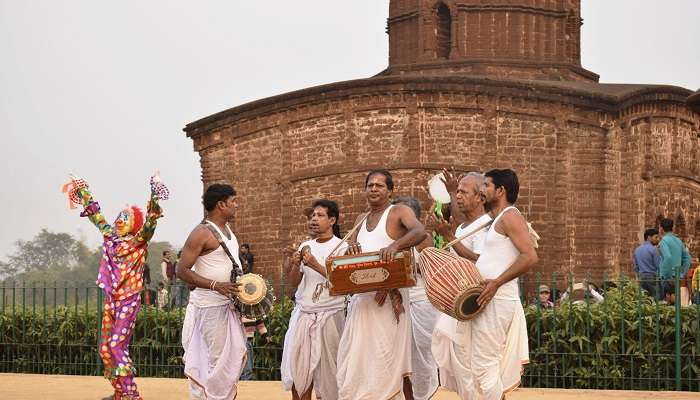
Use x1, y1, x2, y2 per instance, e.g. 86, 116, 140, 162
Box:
0, 268, 698, 391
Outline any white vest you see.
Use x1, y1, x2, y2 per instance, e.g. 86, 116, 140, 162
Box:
296, 236, 346, 312
189, 221, 241, 307
475, 206, 522, 300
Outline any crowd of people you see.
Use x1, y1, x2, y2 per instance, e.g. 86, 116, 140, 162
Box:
173, 168, 538, 400
72, 167, 694, 400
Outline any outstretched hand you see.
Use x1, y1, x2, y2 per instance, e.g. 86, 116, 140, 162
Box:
440, 167, 460, 194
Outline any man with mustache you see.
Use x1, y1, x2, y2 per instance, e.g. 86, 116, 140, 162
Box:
430, 171, 492, 397
282, 199, 346, 400
337, 170, 426, 400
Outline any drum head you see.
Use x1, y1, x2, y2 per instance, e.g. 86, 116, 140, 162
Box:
237, 273, 268, 305
454, 285, 486, 321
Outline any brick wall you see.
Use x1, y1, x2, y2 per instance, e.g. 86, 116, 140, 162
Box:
385, 0, 597, 81
186, 79, 700, 288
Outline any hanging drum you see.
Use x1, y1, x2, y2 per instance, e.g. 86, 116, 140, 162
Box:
417, 247, 486, 321
233, 273, 275, 319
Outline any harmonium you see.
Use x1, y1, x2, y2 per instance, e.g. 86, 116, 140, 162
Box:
324, 250, 417, 296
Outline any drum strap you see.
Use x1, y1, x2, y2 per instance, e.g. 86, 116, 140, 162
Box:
328, 212, 370, 257
203, 221, 244, 281
442, 220, 493, 250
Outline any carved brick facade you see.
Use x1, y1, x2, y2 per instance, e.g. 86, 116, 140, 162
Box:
185, 1, 700, 290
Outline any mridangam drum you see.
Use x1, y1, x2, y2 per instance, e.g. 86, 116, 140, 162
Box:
418, 247, 486, 321
233, 273, 275, 319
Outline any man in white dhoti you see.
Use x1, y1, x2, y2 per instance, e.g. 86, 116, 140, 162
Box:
281, 199, 347, 400
280, 210, 318, 394
177, 184, 248, 400
447, 169, 538, 400
430, 172, 492, 397
337, 170, 427, 400
392, 196, 439, 400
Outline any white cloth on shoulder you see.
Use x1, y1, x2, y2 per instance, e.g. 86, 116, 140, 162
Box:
182, 303, 247, 400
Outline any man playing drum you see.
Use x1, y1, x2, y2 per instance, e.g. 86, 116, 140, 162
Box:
430, 171, 493, 397
337, 170, 426, 400
282, 199, 347, 400
177, 184, 248, 400
457, 169, 538, 399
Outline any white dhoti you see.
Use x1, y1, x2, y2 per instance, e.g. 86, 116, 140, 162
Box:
408, 299, 439, 400
281, 305, 301, 391
289, 309, 345, 399
337, 290, 412, 400
431, 298, 529, 400
182, 303, 248, 400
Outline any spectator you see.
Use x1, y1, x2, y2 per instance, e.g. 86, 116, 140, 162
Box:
240, 316, 271, 380
658, 218, 692, 305
560, 282, 604, 304
142, 263, 152, 305
633, 228, 661, 299
660, 281, 676, 306
692, 261, 700, 304
161, 250, 176, 285
157, 281, 169, 310
240, 244, 254, 274
532, 284, 554, 308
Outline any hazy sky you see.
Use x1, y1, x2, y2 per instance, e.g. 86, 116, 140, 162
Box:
1, 1, 698, 260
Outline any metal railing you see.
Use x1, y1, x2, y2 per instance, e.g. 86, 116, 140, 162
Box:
1, 269, 698, 391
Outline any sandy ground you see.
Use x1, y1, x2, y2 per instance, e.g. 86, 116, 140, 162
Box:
0, 374, 697, 400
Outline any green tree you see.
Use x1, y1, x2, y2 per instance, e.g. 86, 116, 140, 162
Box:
3, 230, 87, 275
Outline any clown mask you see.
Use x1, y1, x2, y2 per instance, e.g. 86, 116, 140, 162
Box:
114, 206, 144, 237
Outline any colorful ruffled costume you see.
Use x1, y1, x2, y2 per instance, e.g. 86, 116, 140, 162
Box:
63, 175, 169, 400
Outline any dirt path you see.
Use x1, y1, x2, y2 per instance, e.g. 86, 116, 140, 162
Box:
0, 374, 697, 400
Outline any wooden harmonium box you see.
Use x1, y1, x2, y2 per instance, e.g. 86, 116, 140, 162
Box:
325, 250, 416, 296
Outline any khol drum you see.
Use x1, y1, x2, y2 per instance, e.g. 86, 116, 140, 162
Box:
417, 247, 486, 321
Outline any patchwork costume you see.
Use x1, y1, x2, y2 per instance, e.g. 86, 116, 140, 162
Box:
64, 174, 168, 400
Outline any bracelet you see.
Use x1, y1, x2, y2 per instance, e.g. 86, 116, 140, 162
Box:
209, 280, 217, 291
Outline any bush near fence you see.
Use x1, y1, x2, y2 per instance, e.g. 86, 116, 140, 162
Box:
1, 280, 699, 390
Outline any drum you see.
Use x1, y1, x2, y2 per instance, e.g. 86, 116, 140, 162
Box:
325, 250, 416, 296
233, 273, 275, 319
417, 247, 486, 321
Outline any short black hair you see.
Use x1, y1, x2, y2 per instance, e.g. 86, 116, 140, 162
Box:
392, 196, 421, 219
662, 281, 676, 298
312, 199, 341, 237
660, 218, 674, 232
365, 169, 394, 191
643, 228, 659, 241
240, 244, 250, 250
202, 184, 236, 212
485, 169, 519, 204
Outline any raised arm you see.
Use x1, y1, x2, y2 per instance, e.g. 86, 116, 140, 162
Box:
136, 174, 167, 243
135, 191, 163, 243
75, 186, 113, 237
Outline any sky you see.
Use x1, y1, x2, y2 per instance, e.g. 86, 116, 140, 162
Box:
1, 1, 699, 261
